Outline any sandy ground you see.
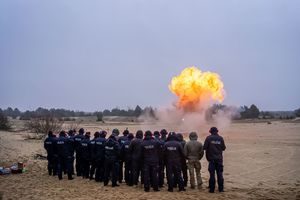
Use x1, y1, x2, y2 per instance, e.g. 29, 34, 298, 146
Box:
0, 120, 300, 200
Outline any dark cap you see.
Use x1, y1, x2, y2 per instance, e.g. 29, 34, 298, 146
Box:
209, 127, 219, 134
144, 130, 152, 137
128, 133, 134, 140
79, 128, 85, 134
136, 130, 143, 139
94, 131, 100, 138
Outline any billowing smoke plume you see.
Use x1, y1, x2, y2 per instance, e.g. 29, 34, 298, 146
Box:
140, 66, 236, 134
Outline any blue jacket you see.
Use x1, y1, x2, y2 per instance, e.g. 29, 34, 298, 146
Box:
80, 138, 90, 160
74, 134, 85, 153
94, 137, 106, 161
44, 136, 56, 156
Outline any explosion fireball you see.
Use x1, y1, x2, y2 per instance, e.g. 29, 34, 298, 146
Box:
169, 66, 225, 111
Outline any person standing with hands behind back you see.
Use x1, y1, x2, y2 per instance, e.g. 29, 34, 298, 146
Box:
203, 127, 226, 193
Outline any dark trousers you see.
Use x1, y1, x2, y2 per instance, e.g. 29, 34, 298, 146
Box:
47, 155, 56, 176
143, 163, 159, 191
75, 153, 82, 176
208, 160, 224, 192
132, 160, 142, 185
166, 163, 184, 191
124, 160, 133, 185
182, 160, 188, 186
158, 160, 165, 187
95, 159, 105, 182
90, 160, 96, 179
104, 159, 119, 186
118, 160, 124, 183
81, 158, 90, 179
57, 156, 73, 180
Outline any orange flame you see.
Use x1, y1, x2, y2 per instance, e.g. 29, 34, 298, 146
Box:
169, 66, 225, 111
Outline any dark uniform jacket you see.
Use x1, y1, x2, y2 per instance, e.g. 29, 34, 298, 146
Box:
129, 138, 143, 161
54, 136, 68, 157
94, 137, 106, 161
141, 136, 160, 164
104, 137, 120, 161
203, 133, 226, 161
44, 136, 55, 156
164, 140, 185, 164
74, 134, 85, 153
80, 138, 90, 160
121, 139, 132, 162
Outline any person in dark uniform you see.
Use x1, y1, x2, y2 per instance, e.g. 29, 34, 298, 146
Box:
203, 127, 226, 193
94, 130, 107, 182
44, 131, 56, 176
121, 133, 134, 186
153, 131, 164, 188
104, 135, 120, 187
159, 129, 168, 186
89, 132, 99, 180
129, 130, 143, 187
74, 128, 85, 176
164, 132, 186, 192
177, 133, 188, 187
118, 129, 129, 183
80, 132, 91, 179
67, 130, 75, 175
141, 130, 160, 192
65, 130, 75, 179
54, 131, 73, 180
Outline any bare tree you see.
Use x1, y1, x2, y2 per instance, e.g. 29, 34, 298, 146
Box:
24, 116, 63, 138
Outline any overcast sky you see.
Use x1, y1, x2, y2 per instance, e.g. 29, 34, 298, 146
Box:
0, 0, 299, 111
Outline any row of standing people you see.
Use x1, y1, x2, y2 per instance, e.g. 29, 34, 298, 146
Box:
44, 127, 226, 193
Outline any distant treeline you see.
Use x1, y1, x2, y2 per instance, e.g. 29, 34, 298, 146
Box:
0, 104, 299, 121
0, 105, 155, 121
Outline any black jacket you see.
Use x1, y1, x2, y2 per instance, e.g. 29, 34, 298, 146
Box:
104, 137, 120, 161
129, 138, 143, 161
118, 135, 128, 147
89, 138, 96, 161
164, 140, 184, 164
44, 136, 55, 156
94, 137, 106, 161
54, 136, 68, 157
80, 138, 90, 160
141, 136, 160, 164
203, 133, 226, 161
121, 139, 132, 162
74, 134, 85, 153
65, 136, 75, 157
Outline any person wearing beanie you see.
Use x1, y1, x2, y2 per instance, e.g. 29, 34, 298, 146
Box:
73, 128, 85, 176
80, 132, 91, 179
104, 135, 121, 187
203, 127, 226, 193
89, 132, 99, 180
164, 132, 186, 192
121, 133, 134, 186
184, 132, 204, 189
118, 129, 129, 183
141, 130, 160, 192
94, 131, 107, 182
44, 131, 56, 176
129, 130, 144, 187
